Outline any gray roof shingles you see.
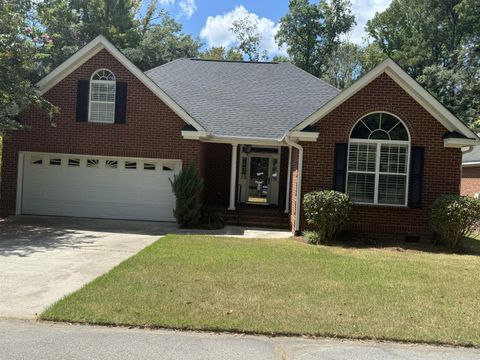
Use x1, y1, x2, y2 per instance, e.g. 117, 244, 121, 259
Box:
145, 59, 339, 140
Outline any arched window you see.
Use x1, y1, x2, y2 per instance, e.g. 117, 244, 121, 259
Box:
346, 112, 410, 206
89, 69, 116, 123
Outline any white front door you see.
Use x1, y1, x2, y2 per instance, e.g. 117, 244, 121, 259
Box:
20, 152, 181, 221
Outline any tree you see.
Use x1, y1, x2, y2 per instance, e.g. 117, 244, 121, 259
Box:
123, 11, 201, 70
323, 42, 362, 89
230, 16, 268, 61
366, 0, 480, 126
200, 46, 243, 61
37, 2, 200, 72
0, 0, 57, 133
276, 0, 355, 77
37, 0, 149, 70
272, 55, 290, 62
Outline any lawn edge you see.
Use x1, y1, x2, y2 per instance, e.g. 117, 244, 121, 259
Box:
36, 317, 480, 349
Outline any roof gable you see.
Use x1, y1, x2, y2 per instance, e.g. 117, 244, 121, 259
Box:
36, 35, 206, 132
292, 59, 479, 143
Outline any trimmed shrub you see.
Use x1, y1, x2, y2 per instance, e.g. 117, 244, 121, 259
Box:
170, 162, 204, 227
303, 190, 353, 244
429, 195, 480, 249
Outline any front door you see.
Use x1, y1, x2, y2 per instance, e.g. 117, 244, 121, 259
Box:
246, 155, 279, 205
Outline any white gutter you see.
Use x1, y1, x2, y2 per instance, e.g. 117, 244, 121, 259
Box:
285, 136, 303, 235
284, 145, 292, 214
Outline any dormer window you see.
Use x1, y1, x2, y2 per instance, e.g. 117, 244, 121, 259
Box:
89, 69, 116, 123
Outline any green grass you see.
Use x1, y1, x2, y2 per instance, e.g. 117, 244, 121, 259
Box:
41, 234, 480, 346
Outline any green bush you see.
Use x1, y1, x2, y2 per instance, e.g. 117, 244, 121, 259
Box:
303, 190, 353, 244
170, 162, 204, 227
200, 207, 225, 230
429, 195, 480, 249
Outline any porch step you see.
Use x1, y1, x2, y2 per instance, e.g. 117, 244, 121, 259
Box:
225, 207, 290, 229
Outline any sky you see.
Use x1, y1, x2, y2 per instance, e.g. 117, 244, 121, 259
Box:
154, 0, 393, 57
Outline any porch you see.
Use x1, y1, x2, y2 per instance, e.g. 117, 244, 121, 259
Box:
202, 143, 293, 229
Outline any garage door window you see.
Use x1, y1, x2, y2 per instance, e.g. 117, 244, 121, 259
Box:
125, 161, 137, 169
68, 158, 80, 167
87, 159, 100, 168
49, 158, 62, 166
144, 163, 156, 170
106, 160, 118, 169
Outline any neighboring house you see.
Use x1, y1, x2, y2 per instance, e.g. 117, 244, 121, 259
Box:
461, 137, 480, 198
1, 36, 479, 236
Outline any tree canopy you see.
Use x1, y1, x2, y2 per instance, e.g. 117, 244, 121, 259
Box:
1, 0, 479, 132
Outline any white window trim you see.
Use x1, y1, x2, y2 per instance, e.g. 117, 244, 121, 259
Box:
346, 112, 411, 207
89, 68, 116, 123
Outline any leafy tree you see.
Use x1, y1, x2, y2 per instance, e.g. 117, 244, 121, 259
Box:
0, 0, 57, 133
323, 42, 362, 89
276, 0, 355, 77
200, 46, 243, 61
230, 16, 268, 61
272, 55, 290, 62
366, 0, 480, 126
123, 10, 201, 70
37, 2, 200, 71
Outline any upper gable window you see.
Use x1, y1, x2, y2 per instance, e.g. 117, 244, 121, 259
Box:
347, 112, 410, 206
89, 69, 116, 123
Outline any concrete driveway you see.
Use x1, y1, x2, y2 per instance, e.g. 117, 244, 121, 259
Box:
0, 216, 172, 318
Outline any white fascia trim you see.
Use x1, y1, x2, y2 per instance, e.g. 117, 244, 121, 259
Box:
36, 35, 207, 133
289, 131, 319, 142
463, 162, 480, 167
444, 138, 480, 148
181, 130, 208, 140
291, 58, 478, 140
201, 135, 284, 146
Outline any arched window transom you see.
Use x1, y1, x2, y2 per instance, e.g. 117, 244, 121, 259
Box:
347, 112, 410, 206
89, 69, 116, 123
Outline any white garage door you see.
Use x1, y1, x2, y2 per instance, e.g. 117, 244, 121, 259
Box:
20, 152, 181, 221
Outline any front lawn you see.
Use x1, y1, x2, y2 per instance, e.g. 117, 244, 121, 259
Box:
41, 235, 480, 346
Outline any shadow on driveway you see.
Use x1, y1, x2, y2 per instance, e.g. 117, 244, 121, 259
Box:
0, 215, 292, 257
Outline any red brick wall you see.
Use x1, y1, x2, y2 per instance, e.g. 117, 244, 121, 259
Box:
461, 166, 480, 196
298, 73, 462, 235
203, 143, 231, 207
0, 49, 204, 216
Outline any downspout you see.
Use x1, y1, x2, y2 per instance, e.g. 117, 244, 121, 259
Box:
284, 145, 292, 214
285, 136, 303, 235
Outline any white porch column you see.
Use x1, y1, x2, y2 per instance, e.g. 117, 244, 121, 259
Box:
284, 145, 292, 214
228, 143, 239, 210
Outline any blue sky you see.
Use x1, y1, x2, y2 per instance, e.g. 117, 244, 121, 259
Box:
154, 0, 392, 56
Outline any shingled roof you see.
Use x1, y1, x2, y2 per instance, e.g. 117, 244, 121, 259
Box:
463, 134, 480, 164
145, 59, 339, 140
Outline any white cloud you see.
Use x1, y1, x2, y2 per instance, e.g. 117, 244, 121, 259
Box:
178, 0, 197, 19
158, 0, 174, 5
199, 5, 287, 58
348, 0, 392, 44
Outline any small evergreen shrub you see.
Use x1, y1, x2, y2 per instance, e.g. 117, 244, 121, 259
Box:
170, 162, 204, 227
303, 190, 353, 244
200, 207, 225, 230
429, 195, 480, 249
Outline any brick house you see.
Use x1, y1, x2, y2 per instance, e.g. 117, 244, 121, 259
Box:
1, 35, 478, 235
461, 139, 480, 198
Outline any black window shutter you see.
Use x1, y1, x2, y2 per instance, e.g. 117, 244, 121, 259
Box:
333, 143, 348, 192
75, 80, 89, 122
115, 82, 127, 124
408, 146, 425, 209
